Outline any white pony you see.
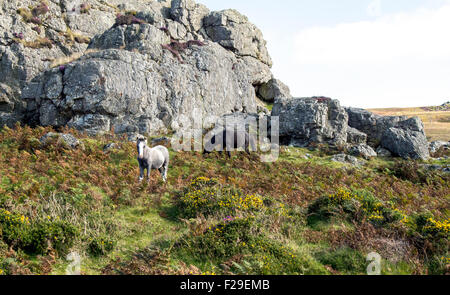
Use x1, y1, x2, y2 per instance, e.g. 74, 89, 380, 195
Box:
136, 136, 169, 182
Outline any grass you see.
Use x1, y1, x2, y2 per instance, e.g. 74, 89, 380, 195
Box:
369, 107, 450, 141
0, 124, 448, 275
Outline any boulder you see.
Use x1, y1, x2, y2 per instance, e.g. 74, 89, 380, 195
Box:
272, 97, 348, 147
345, 107, 407, 147
429, 141, 450, 155
39, 132, 82, 149
380, 117, 430, 160
347, 127, 367, 144
331, 154, 362, 166
257, 78, 292, 103
349, 144, 377, 160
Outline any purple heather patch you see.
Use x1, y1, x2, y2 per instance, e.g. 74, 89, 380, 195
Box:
114, 13, 146, 26
13, 32, 24, 39
161, 40, 206, 63
30, 16, 42, 25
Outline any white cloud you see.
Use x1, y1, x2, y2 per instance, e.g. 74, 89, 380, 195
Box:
288, 4, 450, 108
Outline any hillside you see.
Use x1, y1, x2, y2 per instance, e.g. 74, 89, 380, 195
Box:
0, 125, 448, 275
369, 105, 450, 142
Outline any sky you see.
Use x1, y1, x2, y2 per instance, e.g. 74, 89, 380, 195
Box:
197, 0, 450, 108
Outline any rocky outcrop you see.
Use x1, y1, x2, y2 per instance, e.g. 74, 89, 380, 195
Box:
10, 0, 273, 135
257, 78, 292, 103
380, 117, 430, 160
272, 97, 348, 147
346, 108, 429, 160
0, 1, 437, 163
345, 107, 407, 147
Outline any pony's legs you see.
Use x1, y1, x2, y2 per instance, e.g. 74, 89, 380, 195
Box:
139, 165, 144, 182
160, 161, 168, 182
147, 168, 151, 182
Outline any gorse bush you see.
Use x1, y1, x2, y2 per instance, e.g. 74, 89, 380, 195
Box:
178, 177, 264, 218
308, 188, 404, 227
88, 235, 116, 257
0, 209, 78, 255
174, 216, 327, 275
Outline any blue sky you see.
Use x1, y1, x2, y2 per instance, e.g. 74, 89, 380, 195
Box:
198, 0, 450, 108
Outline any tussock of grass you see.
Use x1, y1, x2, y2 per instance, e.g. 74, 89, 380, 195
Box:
14, 37, 53, 49
49, 49, 99, 68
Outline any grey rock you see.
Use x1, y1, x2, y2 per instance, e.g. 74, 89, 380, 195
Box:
39, 132, 82, 149
331, 153, 361, 166
347, 127, 367, 144
346, 108, 429, 160
429, 141, 450, 154
376, 147, 392, 157
420, 164, 450, 173
170, 0, 210, 32
272, 97, 348, 147
203, 9, 272, 66
257, 78, 292, 103
27, 38, 266, 135
0, 0, 126, 126
381, 118, 430, 160
345, 107, 407, 147
349, 144, 377, 160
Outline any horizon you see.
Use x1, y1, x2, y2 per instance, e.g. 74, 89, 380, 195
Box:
198, 0, 450, 109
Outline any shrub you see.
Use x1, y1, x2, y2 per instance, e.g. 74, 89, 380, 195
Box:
391, 160, 444, 185
178, 177, 264, 218
307, 188, 404, 227
316, 247, 366, 274
176, 216, 327, 275
0, 209, 78, 256
88, 235, 116, 257
114, 13, 146, 26
25, 219, 78, 255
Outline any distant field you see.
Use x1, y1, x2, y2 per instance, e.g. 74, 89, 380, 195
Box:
369, 107, 450, 142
